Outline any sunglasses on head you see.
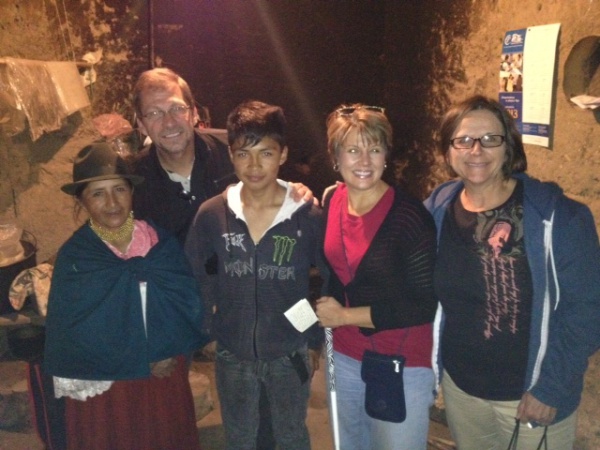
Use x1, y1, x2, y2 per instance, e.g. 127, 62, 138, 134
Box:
336, 105, 386, 116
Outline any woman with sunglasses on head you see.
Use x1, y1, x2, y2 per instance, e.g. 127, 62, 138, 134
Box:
44, 142, 204, 450
424, 95, 600, 450
315, 104, 437, 450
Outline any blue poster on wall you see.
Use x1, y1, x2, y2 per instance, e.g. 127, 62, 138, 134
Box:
499, 24, 561, 148
499, 29, 525, 132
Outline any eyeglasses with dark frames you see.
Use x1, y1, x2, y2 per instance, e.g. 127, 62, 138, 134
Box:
336, 105, 386, 116
142, 105, 192, 122
450, 134, 505, 150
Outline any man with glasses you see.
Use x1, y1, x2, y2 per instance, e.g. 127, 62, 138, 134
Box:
131, 68, 313, 242
130, 68, 236, 244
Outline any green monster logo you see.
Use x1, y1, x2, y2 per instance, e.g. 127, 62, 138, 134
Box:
272, 235, 297, 265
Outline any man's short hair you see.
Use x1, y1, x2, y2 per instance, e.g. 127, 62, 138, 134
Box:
132, 68, 195, 116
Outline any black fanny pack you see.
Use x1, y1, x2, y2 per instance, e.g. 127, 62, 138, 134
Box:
361, 349, 406, 423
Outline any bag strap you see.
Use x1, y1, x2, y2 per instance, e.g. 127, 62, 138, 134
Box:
506, 418, 549, 450
536, 425, 549, 450
507, 418, 520, 450
368, 328, 409, 354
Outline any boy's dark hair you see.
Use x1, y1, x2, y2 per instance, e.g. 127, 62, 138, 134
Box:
226, 101, 287, 149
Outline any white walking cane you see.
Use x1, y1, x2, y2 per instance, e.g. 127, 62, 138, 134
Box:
325, 327, 341, 450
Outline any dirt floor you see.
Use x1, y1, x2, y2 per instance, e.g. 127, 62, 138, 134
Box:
0, 351, 456, 450
1, 350, 599, 449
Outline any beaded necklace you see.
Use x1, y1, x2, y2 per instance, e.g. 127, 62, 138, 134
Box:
89, 211, 134, 243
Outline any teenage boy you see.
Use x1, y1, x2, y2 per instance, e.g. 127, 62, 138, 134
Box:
185, 101, 323, 450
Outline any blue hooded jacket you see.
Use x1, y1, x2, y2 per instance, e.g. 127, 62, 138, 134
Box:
424, 173, 600, 423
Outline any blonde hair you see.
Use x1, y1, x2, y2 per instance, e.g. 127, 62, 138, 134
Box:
326, 104, 392, 162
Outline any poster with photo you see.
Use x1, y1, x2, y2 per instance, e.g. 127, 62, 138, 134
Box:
499, 23, 561, 148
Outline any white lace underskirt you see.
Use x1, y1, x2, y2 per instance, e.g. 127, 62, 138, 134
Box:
53, 376, 114, 401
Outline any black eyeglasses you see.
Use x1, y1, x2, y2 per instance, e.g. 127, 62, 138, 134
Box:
450, 134, 505, 150
178, 187, 196, 202
336, 105, 386, 116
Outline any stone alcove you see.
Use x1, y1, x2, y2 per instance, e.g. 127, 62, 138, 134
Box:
563, 36, 600, 122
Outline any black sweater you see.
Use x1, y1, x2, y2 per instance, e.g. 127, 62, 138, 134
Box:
323, 186, 437, 336
129, 129, 236, 243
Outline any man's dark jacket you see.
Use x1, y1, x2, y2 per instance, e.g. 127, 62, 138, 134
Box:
129, 129, 236, 243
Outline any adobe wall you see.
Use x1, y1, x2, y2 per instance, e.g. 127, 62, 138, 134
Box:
0, 0, 145, 259
419, 0, 600, 224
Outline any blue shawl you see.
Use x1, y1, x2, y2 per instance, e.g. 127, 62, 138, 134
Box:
44, 224, 204, 380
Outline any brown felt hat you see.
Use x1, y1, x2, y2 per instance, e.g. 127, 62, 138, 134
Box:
61, 142, 144, 195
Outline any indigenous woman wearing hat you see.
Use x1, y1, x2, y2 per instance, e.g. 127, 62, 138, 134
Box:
44, 142, 204, 450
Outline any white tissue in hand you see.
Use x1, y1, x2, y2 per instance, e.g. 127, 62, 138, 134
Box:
284, 299, 318, 332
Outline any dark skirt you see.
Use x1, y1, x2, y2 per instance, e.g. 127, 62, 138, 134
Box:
64, 355, 201, 450
28, 361, 67, 450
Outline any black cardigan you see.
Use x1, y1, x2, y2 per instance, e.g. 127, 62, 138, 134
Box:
323, 185, 437, 336
129, 129, 236, 243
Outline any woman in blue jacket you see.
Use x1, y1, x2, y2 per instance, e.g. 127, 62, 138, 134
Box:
424, 95, 600, 450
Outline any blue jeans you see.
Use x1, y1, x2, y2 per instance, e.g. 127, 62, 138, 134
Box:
328, 351, 434, 450
216, 344, 311, 450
